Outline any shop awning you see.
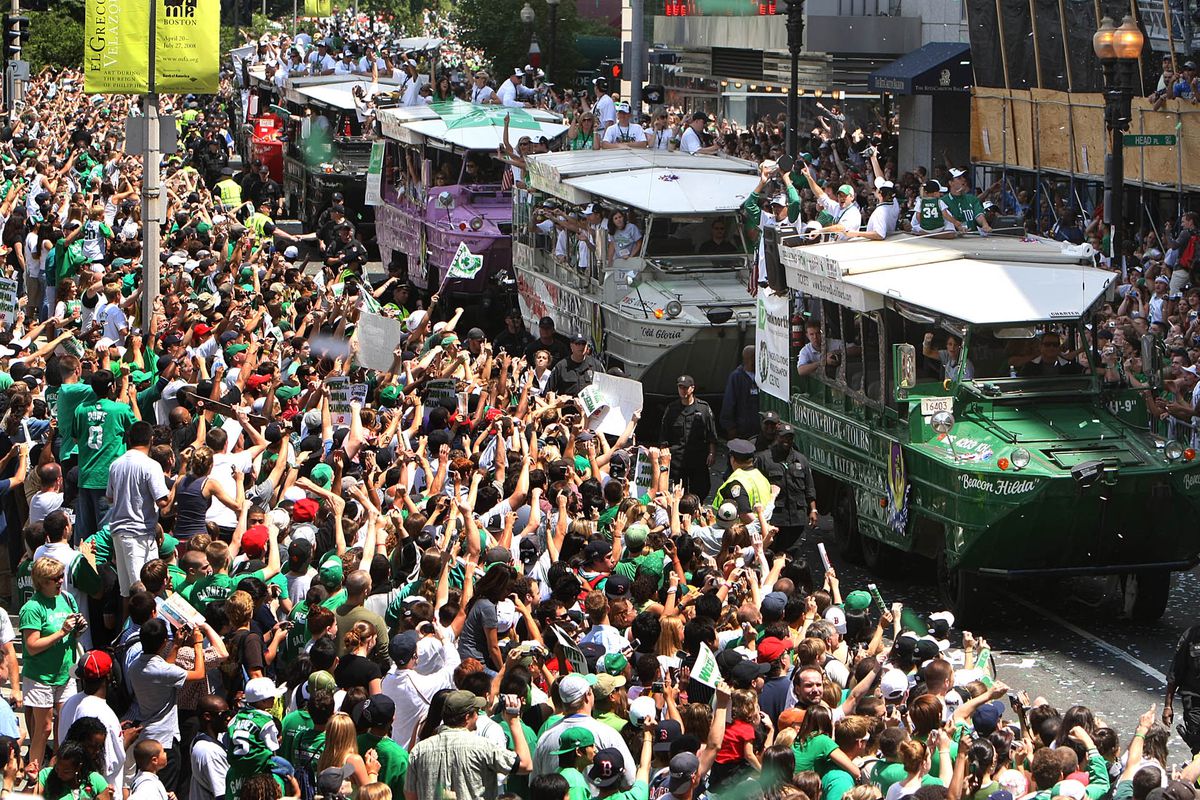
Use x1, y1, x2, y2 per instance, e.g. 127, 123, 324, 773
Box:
867, 42, 971, 95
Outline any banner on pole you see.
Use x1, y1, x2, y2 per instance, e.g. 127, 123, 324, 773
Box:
755, 293, 791, 402
305, 0, 332, 16
84, 0, 152, 94
364, 142, 385, 206
154, 0, 220, 93
447, 242, 484, 280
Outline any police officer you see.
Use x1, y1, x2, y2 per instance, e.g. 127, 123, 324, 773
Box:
754, 411, 781, 451
661, 375, 719, 499
712, 439, 773, 520
214, 166, 244, 214
754, 423, 817, 557
1165, 625, 1200, 753
546, 333, 605, 397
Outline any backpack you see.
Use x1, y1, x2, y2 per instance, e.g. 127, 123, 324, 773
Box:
105, 627, 136, 718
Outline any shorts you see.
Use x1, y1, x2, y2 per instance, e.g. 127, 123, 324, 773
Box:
22, 677, 76, 709
113, 531, 158, 597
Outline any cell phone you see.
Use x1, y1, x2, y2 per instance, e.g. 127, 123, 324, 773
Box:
502, 693, 521, 714
651, 681, 664, 694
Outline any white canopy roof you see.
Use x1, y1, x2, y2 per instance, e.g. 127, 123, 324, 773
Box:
394, 36, 443, 51
398, 117, 568, 152
525, 151, 759, 212
780, 234, 1112, 324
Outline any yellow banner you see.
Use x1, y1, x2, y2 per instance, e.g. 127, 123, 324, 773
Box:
154, 0, 219, 94
84, 0, 151, 94
305, 0, 332, 17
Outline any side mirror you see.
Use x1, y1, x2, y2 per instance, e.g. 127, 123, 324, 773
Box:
1140, 333, 1162, 389
893, 343, 917, 400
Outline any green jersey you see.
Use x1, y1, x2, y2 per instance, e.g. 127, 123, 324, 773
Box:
85, 527, 114, 567
280, 709, 313, 765
191, 573, 236, 612
944, 192, 986, 231
55, 382, 97, 461
37, 767, 108, 800
19, 591, 79, 685
14, 558, 32, 610
917, 196, 946, 232
74, 399, 134, 489
290, 727, 326, 784
561, 767, 590, 800
228, 706, 279, 772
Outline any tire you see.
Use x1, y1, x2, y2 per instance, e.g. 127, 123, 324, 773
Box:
833, 485, 863, 563
1129, 570, 1171, 621
936, 547, 980, 623
862, 530, 902, 576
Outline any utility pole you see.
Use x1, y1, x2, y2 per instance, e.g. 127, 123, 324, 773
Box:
629, 0, 643, 112
3, 0, 27, 115
141, 2, 161, 331
784, 0, 804, 157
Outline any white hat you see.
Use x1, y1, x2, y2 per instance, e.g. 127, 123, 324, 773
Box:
768, 194, 787, 207
880, 668, 908, 701
284, 245, 299, 260
167, 254, 187, 267
629, 695, 658, 727
874, 177, 894, 190
949, 167, 967, 179
416, 635, 446, 675
183, 259, 199, 272
268, 508, 292, 532
0, 346, 14, 359
715, 502, 739, 529
90, 263, 107, 274
1155, 275, 1170, 284
405, 309, 426, 332
513, 67, 525, 77
244, 677, 285, 704
824, 605, 847, 634
283, 485, 307, 503
96, 337, 116, 350
615, 101, 631, 113
1054, 780, 1086, 800
290, 523, 318, 545
997, 769, 1028, 797
982, 200, 996, 210
582, 203, 599, 215
936, 181, 949, 193
558, 673, 596, 705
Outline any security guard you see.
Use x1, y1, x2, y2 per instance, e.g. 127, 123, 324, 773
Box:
1165, 624, 1200, 752
246, 199, 309, 252
753, 411, 781, 452
754, 423, 818, 557
214, 166, 244, 212
712, 438, 774, 520
661, 374, 719, 499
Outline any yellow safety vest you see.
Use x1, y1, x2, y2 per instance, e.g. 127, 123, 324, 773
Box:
713, 467, 773, 512
216, 178, 242, 208
247, 211, 273, 242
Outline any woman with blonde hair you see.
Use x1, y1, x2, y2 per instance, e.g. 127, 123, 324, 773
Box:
316, 713, 378, 790
173, 445, 242, 540
335, 621, 383, 694
656, 615, 684, 659
21, 556, 84, 782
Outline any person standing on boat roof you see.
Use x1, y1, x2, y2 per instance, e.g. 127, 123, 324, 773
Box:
497, 69, 531, 108
592, 78, 617, 131
743, 161, 799, 289
469, 71, 496, 104
546, 333, 605, 397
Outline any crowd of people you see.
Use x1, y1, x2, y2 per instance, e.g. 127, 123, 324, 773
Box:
0, 8, 1195, 800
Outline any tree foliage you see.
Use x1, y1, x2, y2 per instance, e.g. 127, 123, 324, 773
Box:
453, 0, 591, 88
26, 9, 84, 71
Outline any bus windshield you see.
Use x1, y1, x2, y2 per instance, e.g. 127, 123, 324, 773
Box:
961, 323, 1095, 382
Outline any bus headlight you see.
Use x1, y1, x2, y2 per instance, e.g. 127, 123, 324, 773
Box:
1166, 440, 1185, 462
1010, 447, 1031, 470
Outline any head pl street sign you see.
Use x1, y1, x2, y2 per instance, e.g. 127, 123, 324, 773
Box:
1122, 134, 1177, 146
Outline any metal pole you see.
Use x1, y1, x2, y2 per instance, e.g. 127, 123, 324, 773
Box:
786, 0, 804, 156
142, 0, 160, 331
630, 0, 644, 112
548, 4, 558, 83
292, 0, 297, 35
7, 0, 22, 115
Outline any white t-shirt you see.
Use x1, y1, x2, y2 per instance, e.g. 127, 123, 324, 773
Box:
470, 84, 495, 104
648, 128, 672, 151
28, 490, 64, 524
496, 79, 523, 108
25, 231, 44, 280
680, 126, 705, 154
190, 736, 229, 800
59, 692, 125, 794
286, 568, 316, 605
594, 94, 617, 128
820, 195, 862, 239
206, 450, 256, 529
602, 122, 647, 145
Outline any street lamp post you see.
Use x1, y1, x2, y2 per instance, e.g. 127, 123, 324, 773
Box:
520, 2, 536, 63
783, 0, 805, 157
546, 0, 560, 82
1094, 15, 1144, 270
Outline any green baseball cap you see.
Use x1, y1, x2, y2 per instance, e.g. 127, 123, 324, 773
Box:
624, 524, 649, 552
130, 370, 154, 384
310, 463, 334, 490
379, 384, 402, 405
308, 670, 336, 694
225, 343, 248, 359
602, 652, 628, 675
159, 533, 179, 559
836, 184, 854, 197
844, 590, 872, 613
276, 385, 301, 400
554, 726, 596, 755
318, 553, 344, 588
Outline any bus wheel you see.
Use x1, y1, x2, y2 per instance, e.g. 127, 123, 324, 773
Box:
936, 548, 979, 622
862, 532, 901, 576
833, 486, 863, 563
1128, 570, 1170, 621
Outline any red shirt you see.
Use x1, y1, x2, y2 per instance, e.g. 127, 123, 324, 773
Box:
716, 718, 757, 765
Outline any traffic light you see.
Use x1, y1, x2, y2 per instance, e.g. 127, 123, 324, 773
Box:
610, 61, 623, 81
2, 15, 28, 62
643, 84, 664, 104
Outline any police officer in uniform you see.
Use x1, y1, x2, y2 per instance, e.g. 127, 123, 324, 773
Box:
712, 439, 774, 521
214, 166, 244, 214
754, 423, 817, 557
546, 333, 605, 397
1165, 625, 1200, 753
661, 375, 719, 499
754, 411, 782, 452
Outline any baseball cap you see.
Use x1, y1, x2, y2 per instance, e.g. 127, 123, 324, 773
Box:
730, 659, 771, 687
292, 497, 319, 523
594, 673, 626, 696
654, 720, 683, 753
949, 167, 967, 179
443, 690, 488, 715
972, 700, 1005, 735
310, 463, 334, 490
554, 726, 596, 755
615, 101, 631, 113
390, 631, 418, 666
316, 768, 346, 799
629, 695, 658, 728
159, 534, 179, 559
756, 636, 794, 663
241, 524, 269, 557
824, 605, 847, 634
193, 323, 212, 336
558, 673, 599, 705
880, 668, 909, 701
844, 590, 872, 612
623, 524, 649, 552
466, 327, 485, 341
244, 677, 286, 704
350, 694, 396, 728
602, 652, 629, 675
79, 650, 113, 680
669, 752, 701, 795
761, 591, 788, 617
570, 332, 588, 345
604, 572, 632, 599
1053, 781, 1087, 800
676, 374, 695, 388
836, 184, 854, 197
589, 748, 624, 788
318, 553, 344, 587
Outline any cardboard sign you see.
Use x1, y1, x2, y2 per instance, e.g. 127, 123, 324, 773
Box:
357, 310, 407, 373
587, 374, 644, 437
0, 277, 17, 328
325, 376, 352, 426
553, 625, 590, 675
691, 642, 719, 688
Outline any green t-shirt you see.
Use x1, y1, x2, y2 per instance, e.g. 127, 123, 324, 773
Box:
74, 398, 134, 489
605, 779, 650, 800
823, 768, 855, 800
280, 709, 313, 765
282, 600, 312, 661
945, 192, 986, 231
561, 767, 590, 800
793, 733, 838, 776
291, 727, 326, 783
19, 592, 79, 685
321, 587, 348, 611
492, 714, 537, 798
191, 573, 236, 612
37, 767, 107, 800
56, 382, 97, 461
917, 196, 945, 232
872, 760, 907, 794
614, 550, 665, 585
358, 732, 409, 794
85, 527, 114, 567
168, 564, 187, 593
